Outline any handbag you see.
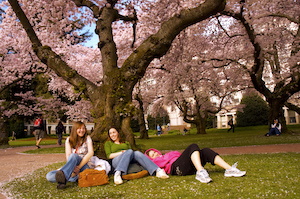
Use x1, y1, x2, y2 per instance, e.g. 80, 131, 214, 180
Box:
78, 169, 109, 187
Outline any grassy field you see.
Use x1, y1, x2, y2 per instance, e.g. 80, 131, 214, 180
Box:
1, 153, 299, 198
8, 124, 300, 153
1, 125, 300, 198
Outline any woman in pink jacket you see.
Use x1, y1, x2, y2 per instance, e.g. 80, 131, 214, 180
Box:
145, 144, 246, 183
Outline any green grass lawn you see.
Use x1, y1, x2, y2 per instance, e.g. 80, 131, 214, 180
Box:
135, 125, 300, 151
9, 124, 300, 152
1, 153, 299, 198
1, 125, 299, 198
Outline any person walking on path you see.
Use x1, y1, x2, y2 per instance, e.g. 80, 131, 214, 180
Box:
56, 121, 66, 145
227, 118, 235, 133
11, 131, 17, 141
33, 116, 46, 149
157, 124, 162, 136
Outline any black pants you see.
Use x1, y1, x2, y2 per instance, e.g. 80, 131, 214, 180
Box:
170, 144, 219, 176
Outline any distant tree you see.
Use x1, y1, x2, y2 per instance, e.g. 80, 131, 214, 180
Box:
236, 92, 269, 127
219, 0, 300, 132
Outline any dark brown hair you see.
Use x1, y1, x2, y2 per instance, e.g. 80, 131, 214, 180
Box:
107, 127, 125, 143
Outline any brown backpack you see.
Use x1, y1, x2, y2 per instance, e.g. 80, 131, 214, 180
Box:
78, 169, 109, 187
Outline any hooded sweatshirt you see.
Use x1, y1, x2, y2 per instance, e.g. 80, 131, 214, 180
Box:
145, 148, 181, 174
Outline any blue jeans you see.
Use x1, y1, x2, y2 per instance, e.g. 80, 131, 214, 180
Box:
267, 128, 281, 136
57, 133, 63, 145
46, 153, 89, 183
112, 149, 159, 175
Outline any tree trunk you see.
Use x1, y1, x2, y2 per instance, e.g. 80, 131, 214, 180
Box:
195, 116, 207, 134
135, 94, 148, 139
90, 81, 137, 157
0, 119, 9, 145
138, 111, 149, 139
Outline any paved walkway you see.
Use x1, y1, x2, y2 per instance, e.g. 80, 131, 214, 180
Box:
0, 143, 300, 198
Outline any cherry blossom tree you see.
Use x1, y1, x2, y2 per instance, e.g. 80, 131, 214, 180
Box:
218, 0, 300, 132
147, 24, 250, 134
4, 0, 225, 155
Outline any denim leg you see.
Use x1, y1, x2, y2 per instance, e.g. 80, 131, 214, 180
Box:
112, 149, 133, 174
274, 128, 281, 135
46, 170, 57, 182
60, 153, 84, 181
46, 169, 81, 183
267, 128, 275, 136
57, 134, 62, 145
132, 151, 159, 175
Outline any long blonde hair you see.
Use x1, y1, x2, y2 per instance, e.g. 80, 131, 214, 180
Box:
69, 121, 87, 149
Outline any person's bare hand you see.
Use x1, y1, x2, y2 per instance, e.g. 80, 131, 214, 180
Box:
73, 166, 80, 175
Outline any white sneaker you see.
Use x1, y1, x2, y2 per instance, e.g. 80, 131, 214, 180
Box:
114, 171, 123, 185
224, 162, 246, 177
195, 169, 212, 183
156, 169, 169, 179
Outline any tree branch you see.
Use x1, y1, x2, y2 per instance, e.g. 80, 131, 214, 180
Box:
8, 0, 99, 101
71, 0, 101, 18
121, 0, 226, 89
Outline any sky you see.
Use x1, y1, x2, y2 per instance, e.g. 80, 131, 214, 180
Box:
83, 23, 99, 48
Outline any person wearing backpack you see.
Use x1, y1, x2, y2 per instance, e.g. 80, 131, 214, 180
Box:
33, 116, 46, 149
56, 121, 66, 145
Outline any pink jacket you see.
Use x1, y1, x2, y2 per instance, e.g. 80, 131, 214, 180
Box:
145, 148, 181, 174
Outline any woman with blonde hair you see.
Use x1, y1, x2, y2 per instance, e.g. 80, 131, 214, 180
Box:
46, 121, 94, 189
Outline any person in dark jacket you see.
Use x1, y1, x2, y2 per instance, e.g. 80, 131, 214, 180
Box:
56, 121, 66, 145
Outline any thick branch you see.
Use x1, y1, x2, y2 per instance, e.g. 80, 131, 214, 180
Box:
121, 0, 226, 90
72, 0, 101, 18
285, 102, 300, 115
8, 0, 99, 101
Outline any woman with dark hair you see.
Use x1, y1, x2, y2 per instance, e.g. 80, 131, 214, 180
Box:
105, 127, 169, 185
46, 121, 94, 189
145, 144, 246, 183
266, 119, 281, 136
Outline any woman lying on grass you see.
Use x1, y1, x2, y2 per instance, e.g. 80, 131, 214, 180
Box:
145, 144, 246, 183
46, 121, 94, 189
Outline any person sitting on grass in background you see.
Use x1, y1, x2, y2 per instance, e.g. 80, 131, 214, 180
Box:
145, 144, 246, 183
105, 127, 169, 185
266, 119, 281, 136
46, 121, 94, 189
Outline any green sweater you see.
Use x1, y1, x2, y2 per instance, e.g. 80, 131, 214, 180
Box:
104, 141, 131, 159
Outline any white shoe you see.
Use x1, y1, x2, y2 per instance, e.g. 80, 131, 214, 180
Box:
114, 172, 123, 185
225, 162, 246, 177
156, 169, 169, 179
195, 169, 212, 183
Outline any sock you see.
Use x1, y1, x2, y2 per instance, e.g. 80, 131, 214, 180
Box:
156, 168, 162, 173
115, 170, 121, 176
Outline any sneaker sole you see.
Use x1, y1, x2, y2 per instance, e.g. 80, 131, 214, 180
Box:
195, 176, 212, 183
224, 172, 246, 177
55, 170, 66, 184
114, 179, 123, 185
159, 175, 169, 179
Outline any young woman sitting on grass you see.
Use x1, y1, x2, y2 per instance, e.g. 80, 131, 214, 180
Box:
105, 127, 169, 185
46, 121, 94, 189
145, 144, 246, 183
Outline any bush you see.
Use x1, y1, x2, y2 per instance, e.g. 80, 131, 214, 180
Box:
236, 93, 269, 127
